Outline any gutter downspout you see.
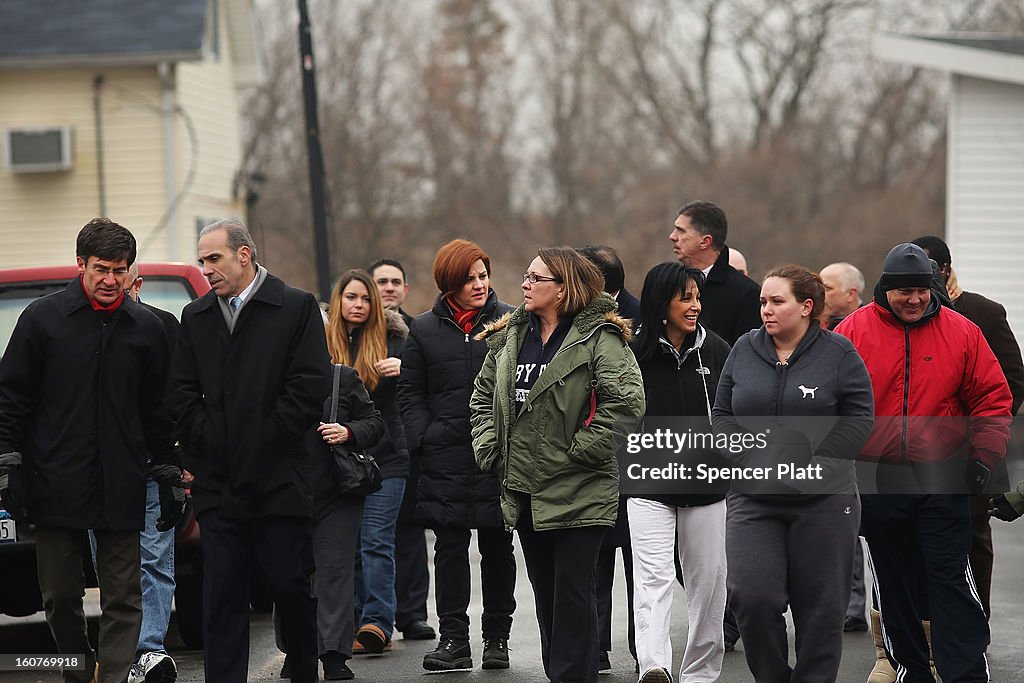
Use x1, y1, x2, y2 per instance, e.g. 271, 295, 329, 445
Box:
158, 62, 179, 261
93, 75, 107, 217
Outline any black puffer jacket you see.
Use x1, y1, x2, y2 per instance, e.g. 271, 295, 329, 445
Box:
349, 309, 409, 479
398, 290, 513, 528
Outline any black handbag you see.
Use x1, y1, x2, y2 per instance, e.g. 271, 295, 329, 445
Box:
328, 364, 383, 496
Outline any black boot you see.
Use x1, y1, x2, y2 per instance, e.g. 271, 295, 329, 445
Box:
482, 638, 509, 670
423, 638, 473, 671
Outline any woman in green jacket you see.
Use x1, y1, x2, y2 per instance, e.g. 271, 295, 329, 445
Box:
470, 246, 645, 683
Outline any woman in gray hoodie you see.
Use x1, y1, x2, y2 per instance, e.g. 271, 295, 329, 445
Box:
712, 265, 874, 683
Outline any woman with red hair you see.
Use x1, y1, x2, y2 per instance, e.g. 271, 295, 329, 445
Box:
398, 239, 517, 672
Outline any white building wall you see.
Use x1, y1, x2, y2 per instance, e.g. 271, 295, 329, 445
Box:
946, 74, 1024, 340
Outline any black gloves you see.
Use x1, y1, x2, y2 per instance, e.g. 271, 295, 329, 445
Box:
964, 458, 990, 496
988, 494, 1024, 522
0, 451, 27, 522
989, 482, 1024, 522
149, 463, 186, 533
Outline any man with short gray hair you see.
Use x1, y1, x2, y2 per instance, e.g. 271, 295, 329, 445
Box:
819, 262, 864, 330
169, 219, 330, 683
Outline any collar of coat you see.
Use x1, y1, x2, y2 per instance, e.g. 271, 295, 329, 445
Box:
476, 292, 632, 349
190, 269, 285, 313
60, 278, 148, 322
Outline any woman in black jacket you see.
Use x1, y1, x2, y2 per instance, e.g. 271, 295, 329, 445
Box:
397, 239, 516, 672
629, 263, 731, 683
326, 269, 409, 657
304, 364, 384, 680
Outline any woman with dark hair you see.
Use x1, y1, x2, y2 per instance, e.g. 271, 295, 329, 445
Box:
471, 246, 645, 683
629, 262, 731, 683
325, 269, 409, 658
712, 265, 874, 683
397, 239, 517, 672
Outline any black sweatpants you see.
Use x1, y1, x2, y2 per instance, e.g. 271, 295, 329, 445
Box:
519, 518, 607, 683
862, 494, 989, 683
198, 510, 318, 683
432, 525, 516, 642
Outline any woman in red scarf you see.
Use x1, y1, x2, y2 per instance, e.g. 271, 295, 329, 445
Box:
397, 239, 517, 672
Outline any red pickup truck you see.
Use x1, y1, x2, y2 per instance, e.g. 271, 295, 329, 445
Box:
0, 263, 209, 647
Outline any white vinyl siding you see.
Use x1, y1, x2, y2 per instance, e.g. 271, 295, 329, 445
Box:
946, 75, 1024, 340
0, 68, 166, 267
174, 6, 246, 260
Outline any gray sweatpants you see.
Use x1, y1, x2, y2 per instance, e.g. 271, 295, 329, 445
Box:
726, 492, 860, 683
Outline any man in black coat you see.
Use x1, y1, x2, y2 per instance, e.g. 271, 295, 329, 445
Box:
578, 243, 639, 671
0, 218, 180, 683
168, 219, 330, 683
669, 200, 759, 650
669, 201, 761, 346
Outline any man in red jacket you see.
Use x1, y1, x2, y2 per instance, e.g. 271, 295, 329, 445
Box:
835, 243, 1011, 683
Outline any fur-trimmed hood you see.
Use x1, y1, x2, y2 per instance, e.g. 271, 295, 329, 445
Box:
384, 307, 409, 339
476, 293, 632, 347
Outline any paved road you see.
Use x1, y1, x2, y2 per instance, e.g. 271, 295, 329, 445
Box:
3, 524, 1024, 682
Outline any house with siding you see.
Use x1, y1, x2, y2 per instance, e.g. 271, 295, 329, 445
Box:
875, 34, 1024, 338
0, 0, 263, 267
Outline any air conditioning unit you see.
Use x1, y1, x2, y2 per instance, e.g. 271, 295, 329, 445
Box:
5, 127, 73, 173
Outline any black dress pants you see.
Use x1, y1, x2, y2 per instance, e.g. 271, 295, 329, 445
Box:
519, 521, 607, 683
432, 525, 516, 642
394, 473, 431, 630
198, 510, 317, 683
862, 494, 990, 683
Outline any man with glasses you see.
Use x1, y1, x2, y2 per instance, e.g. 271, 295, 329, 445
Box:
0, 218, 182, 683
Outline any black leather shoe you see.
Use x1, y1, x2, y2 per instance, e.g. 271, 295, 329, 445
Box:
322, 651, 354, 680
401, 620, 437, 640
844, 616, 869, 632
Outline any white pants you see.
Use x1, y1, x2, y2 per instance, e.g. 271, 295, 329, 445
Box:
629, 498, 727, 682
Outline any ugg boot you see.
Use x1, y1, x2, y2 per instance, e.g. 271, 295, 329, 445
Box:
922, 620, 938, 678
868, 609, 897, 683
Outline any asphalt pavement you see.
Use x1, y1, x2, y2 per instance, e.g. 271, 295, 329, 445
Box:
3, 524, 1024, 682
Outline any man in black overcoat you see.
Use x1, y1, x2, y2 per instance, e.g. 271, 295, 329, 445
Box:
0, 219, 180, 683
167, 219, 330, 683
669, 200, 761, 346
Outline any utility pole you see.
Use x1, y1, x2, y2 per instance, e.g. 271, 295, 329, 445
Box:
297, 0, 331, 302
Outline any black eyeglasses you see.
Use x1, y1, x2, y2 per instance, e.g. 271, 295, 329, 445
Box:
523, 273, 560, 284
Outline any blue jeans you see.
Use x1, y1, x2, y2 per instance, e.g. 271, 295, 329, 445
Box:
87, 477, 175, 655
355, 477, 405, 638
138, 477, 176, 654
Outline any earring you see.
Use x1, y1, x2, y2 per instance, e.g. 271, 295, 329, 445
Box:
662, 319, 667, 325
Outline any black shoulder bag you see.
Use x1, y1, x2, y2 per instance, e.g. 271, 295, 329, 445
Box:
329, 364, 383, 496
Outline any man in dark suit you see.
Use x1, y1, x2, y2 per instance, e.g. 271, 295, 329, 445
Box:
577, 244, 640, 321
669, 201, 759, 650
578, 244, 638, 672
912, 235, 1024, 618
168, 219, 330, 683
669, 201, 761, 345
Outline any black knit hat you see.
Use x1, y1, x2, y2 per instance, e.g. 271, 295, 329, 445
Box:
879, 243, 933, 292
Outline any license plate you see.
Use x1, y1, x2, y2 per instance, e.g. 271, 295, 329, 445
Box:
0, 517, 16, 543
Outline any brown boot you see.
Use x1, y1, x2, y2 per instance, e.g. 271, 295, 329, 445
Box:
922, 620, 938, 678
868, 609, 897, 683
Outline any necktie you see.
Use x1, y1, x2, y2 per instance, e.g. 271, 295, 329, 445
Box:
229, 296, 242, 313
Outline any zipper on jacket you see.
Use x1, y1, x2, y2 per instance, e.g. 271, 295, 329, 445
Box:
901, 325, 911, 465
774, 360, 788, 420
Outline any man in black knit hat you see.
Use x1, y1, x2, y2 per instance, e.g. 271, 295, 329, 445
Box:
835, 243, 1011, 683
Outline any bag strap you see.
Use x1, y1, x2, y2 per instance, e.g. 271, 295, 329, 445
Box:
329, 364, 342, 423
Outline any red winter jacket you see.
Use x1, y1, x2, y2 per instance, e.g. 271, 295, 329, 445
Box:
835, 301, 1011, 467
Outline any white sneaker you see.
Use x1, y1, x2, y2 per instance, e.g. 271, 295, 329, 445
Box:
127, 651, 177, 683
